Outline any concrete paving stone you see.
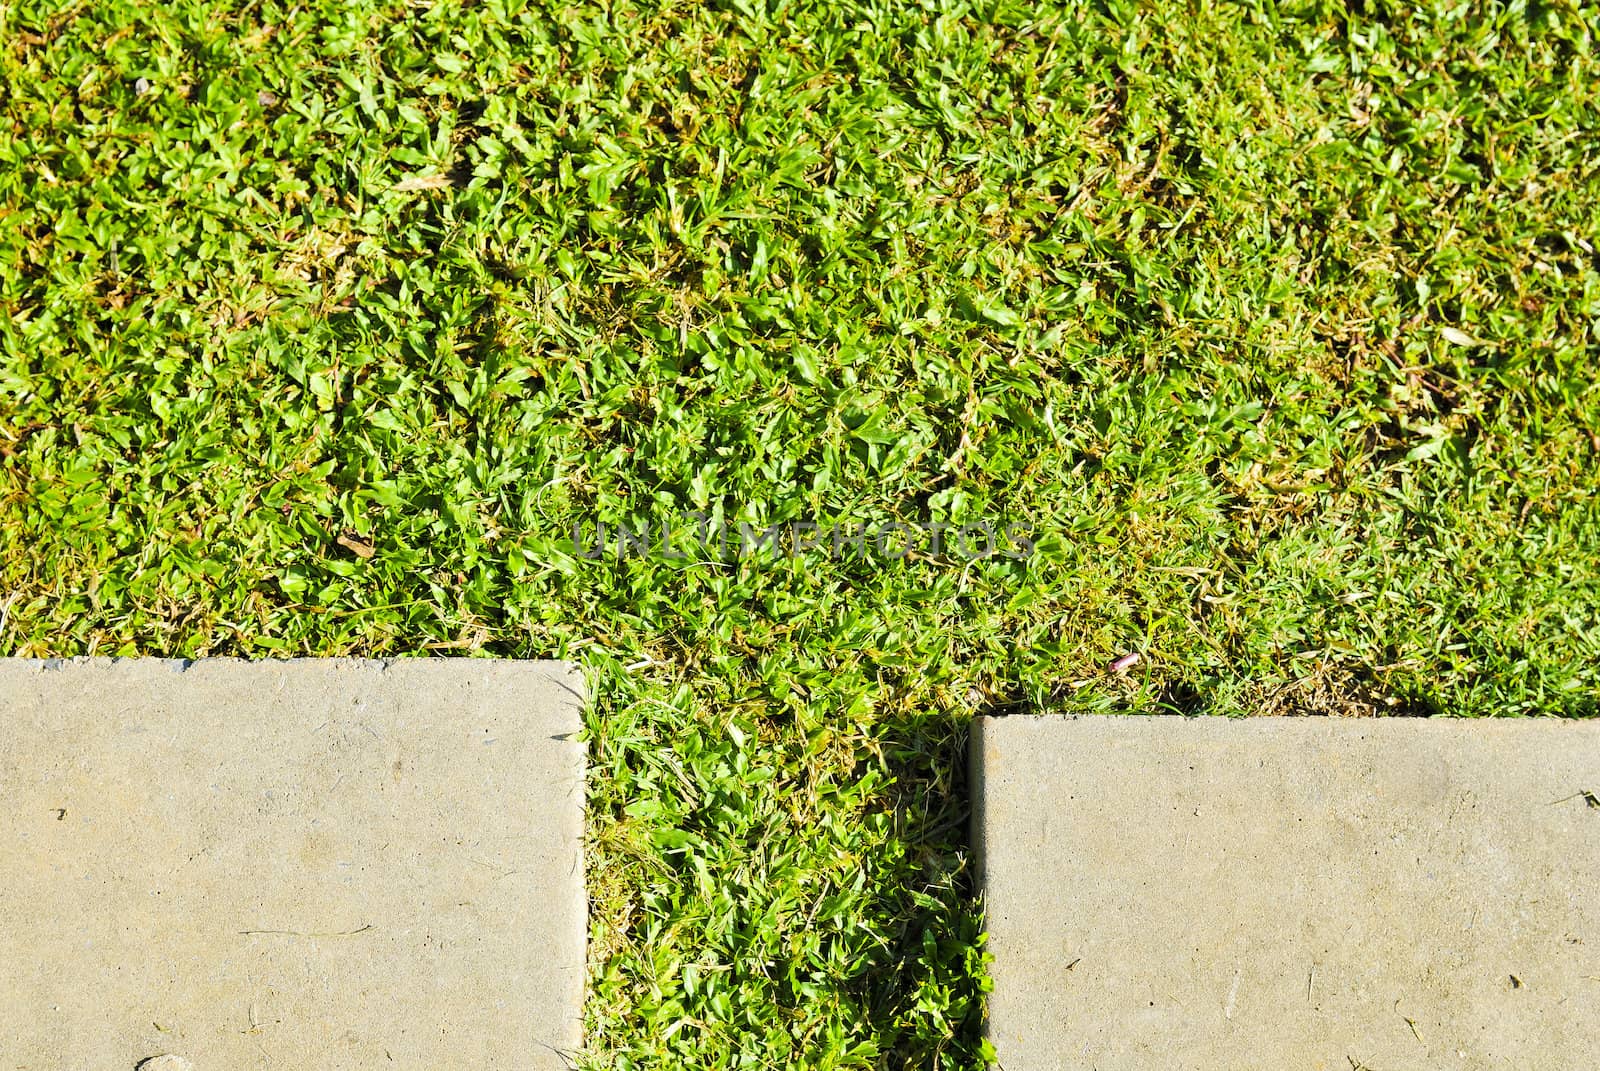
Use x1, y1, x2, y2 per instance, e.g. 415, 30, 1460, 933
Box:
971, 714, 1600, 1071
0, 658, 586, 1070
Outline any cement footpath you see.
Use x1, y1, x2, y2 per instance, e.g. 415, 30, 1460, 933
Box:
972, 714, 1600, 1071
0, 658, 586, 1070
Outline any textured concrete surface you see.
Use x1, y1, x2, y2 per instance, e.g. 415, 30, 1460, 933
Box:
0, 658, 585, 1070
972, 715, 1600, 1071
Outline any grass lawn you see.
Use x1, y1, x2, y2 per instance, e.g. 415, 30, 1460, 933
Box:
3, 0, 1598, 1065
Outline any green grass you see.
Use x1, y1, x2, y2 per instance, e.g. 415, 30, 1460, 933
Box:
3, 0, 1599, 1065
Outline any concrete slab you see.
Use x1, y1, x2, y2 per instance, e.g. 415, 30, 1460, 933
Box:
972, 715, 1600, 1071
0, 658, 586, 1070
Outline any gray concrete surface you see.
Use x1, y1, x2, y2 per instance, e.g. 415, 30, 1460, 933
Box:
0, 658, 586, 1070
972, 714, 1600, 1071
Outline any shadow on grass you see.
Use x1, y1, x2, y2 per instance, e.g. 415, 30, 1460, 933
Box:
853, 704, 988, 1069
